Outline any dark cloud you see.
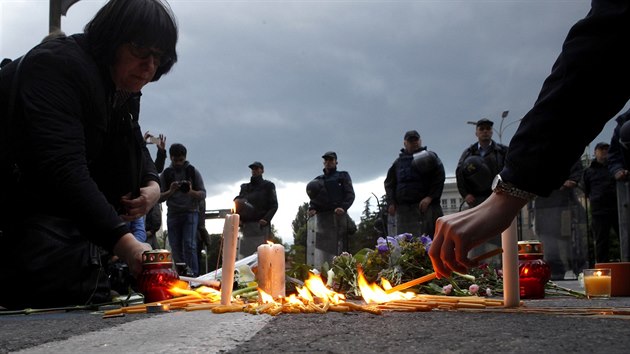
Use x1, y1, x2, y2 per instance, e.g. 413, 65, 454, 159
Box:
2, 1, 625, 238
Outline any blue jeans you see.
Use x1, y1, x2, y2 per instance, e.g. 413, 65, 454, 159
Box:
167, 212, 199, 276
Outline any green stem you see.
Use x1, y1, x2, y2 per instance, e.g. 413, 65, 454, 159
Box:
545, 281, 586, 298
232, 285, 258, 296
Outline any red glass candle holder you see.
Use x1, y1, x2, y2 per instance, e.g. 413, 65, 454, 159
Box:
137, 249, 179, 303
518, 241, 551, 299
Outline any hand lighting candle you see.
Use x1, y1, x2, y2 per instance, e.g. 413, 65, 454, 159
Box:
257, 242, 286, 300
220, 212, 240, 305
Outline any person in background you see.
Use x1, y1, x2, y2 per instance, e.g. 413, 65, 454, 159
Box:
455, 118, 508, 265
160, 143, 206, 276
144, 131, 167, 249
607, 107, 630, 261
456, 119, 508, 208
384, 130, 445, 237
429, 0, 630, 279
196, 198, 212, 274
234, 161, 278, 259
0, 0, 178, 309
532, 159, 584, 280
306, 151, 355, 268
583, 142, 619, 263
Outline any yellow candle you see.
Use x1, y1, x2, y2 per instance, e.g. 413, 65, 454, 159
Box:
257, 242, 286, 300
221, 213, 240, 305
584, 269, 611, 299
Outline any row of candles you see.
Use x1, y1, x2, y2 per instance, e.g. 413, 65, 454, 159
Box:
142, 213, 613, 306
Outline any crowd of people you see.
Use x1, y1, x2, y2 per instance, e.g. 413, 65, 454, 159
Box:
1, 0, 629, 310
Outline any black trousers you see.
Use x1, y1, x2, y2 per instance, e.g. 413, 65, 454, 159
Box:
592, 211, 620, 263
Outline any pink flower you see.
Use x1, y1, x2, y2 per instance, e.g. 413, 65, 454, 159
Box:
443, 284, 453, 295
469, 284, 479, 294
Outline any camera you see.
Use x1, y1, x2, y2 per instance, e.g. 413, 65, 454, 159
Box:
178, 180, 191, 193
145, 134, 160, 144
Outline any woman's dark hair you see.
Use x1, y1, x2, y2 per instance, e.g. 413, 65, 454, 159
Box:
84, 0, 178, 81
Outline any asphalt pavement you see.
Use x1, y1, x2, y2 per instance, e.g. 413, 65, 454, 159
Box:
2, 280, 629, 354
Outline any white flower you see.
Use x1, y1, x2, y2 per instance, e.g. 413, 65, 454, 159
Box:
486, 288, 492, 296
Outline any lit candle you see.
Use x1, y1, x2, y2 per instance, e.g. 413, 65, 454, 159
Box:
221, 212, 240, 305
502, 218, 520, 308
257, 242, 286, 300
584, 268, 611, 299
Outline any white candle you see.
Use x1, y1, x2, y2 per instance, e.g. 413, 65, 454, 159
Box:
502, 218, 520, 308
221, 213, 240, 305
257, 242, 286, 300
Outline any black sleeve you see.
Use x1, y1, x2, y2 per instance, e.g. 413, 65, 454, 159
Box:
502, 2, 630, 197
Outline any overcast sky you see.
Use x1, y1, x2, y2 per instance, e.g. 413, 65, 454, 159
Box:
1, 0, 626, 242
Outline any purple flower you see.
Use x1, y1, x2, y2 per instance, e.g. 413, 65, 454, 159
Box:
443, 284, 453, 295
386, 236, 399, 248
377, 244, 390, 254
395, 233, 413, 243
419, 235, 432, 250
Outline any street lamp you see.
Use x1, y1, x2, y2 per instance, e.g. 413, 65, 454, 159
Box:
49, 0, 81, 33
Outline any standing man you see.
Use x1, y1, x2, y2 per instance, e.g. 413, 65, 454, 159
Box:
385, 130, 445, 237
456, 118, 508, 208
306, 151, 355, 268
160, 143, 206, 276
583, 142, 619, 263
608, 108, 630, 262
532, 159, 584, 280
234, 161, 278, 259
455, 118, 508, 264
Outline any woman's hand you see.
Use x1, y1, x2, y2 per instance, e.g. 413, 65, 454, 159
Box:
113, 233, 152, 277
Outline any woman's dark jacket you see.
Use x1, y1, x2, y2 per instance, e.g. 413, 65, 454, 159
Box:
2, 34, 158, 251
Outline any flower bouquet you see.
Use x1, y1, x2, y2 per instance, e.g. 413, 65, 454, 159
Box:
330, 233, 582, 298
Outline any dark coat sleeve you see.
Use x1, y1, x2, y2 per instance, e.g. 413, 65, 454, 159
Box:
455, 148, 472, 198
608, 110, 630, 177
384, 162, 397, 206
427, 153, 446, 203
340, 171, 355, 211
501, 2, 630, 197
262, 181, 278, 222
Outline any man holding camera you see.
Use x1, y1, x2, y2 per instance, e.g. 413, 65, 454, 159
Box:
160, 143, 206, 276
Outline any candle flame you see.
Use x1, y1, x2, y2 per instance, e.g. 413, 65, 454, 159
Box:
357, 267, 415, 304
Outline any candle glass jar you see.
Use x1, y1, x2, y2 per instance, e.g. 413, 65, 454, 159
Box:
517, 241, 551, 299
583, 268, 611, 299
137, 249, 180, 303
